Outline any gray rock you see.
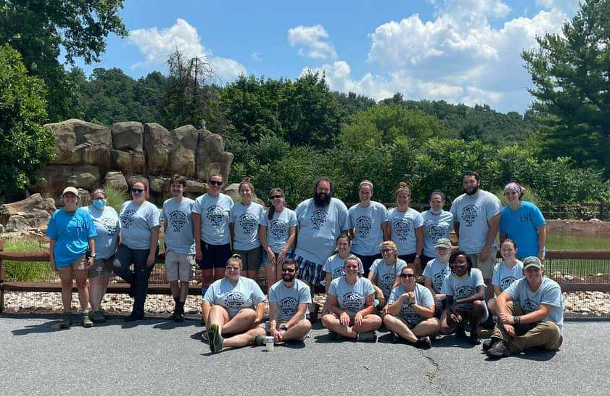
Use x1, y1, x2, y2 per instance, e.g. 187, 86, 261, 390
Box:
186, 180, 208, 195
112, 121, 143, 151
104, 171, 128, 192
111, 149, 146, 174
0, 193, 56, 226
168, 125, 198, 177
196, 129, 233, 182
143, 123, 171, 175
6, 215, 30, 233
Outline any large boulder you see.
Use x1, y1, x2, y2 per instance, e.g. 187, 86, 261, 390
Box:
0, 193, 56, 231
112, 122, 143, 151
168, 125, 198, 177
111, 149, 146, 174
143, 123, 172, 175
45, 119, 111, 165
196, 129, 234, 182
105, 171, 128, 192
30, 165, 99, 201
186, 180, 208, 195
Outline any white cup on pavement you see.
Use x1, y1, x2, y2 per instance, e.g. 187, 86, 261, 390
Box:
265, 336, 274, 352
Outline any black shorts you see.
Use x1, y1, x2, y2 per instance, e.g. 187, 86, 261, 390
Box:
354, 253, 382, 276
434, 298, 447, 319
398, 253, 417, 264
198, 240, 231, 270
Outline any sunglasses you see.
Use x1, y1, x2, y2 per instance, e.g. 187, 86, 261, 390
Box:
382, 249, 395, 253
282, 268, 295, 273
400, 273, 416, 278
131, 188, 145, 194
271, 195, 283, 199
209, 180, 222, 186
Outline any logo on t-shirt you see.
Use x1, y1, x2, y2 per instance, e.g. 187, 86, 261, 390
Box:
461, 205, 478, 227
332, 266, 345, 279
224, 292, 245, 309
310, 209, 328, 230
169, 210, 187, 233
238, 212, 258, 234
101, 217, 118, 235
342, 291, 364, 313
520, 213, 533, 223
455, 285, 476, 300
120, 209, 136, 229
401, 303, 419, 324
426, 224, 445, 243
269, 219, 288, 240
206, 205, 225, 228
500, 276, 517, 292
355, 216, 372, 237
433, 271, 449, 293
380, 273, 395, 293
278, 296, 298, 316
392, 218, 411, 241
522, 298, 539, 314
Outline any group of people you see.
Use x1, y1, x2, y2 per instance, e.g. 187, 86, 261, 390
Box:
46, 170, 563, 358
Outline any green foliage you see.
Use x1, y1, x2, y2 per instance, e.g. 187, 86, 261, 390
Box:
103, 184, 129, 215
2, 237, 51, 282
0, 45, 54, 199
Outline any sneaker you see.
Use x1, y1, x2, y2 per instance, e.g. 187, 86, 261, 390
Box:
207, 323, 224, 353
455, 324, 467, 339
480, 314, 495, 330
174, 310, 185, 323
82, 313, 93, 328
482, 338, 499, 352
59, 313, 72, 329
487, 339, 510, 359
254, 334, 266, 346
469, 325, 481, 345
414, 336, 432, 350
391, 332, 400, 344
328, 331, 342, 341
124, 313, 144, 322
356, 331, 377, 343
90, 310, 106, 324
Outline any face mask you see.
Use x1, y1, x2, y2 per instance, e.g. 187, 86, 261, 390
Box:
92, 199, 106, 210
431, 208, 442, 215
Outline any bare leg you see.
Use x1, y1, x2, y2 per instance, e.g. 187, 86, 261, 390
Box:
352, 315, 382, 333
282, 319, 312, 342
384, 314, 417, 342
222, 309, 258, 335
413, 317, 441, 337
89, 276, 104, 311
265, 264, 276, 290
179, 281, 189, 303
73, 269, 89, 312
202, 269, 214, 286
169, 280, 180, 300
440, 310, 461, 335
223, 326, 266, 348
322, 314, 357, 339
58, 268, 74, 313
487, 298, 498, 315
206, 305, 229, 329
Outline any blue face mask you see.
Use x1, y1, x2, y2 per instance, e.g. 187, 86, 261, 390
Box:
92, 199, 106, 210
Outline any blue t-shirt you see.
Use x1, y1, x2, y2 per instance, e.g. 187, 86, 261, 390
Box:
120, 200, 161, 250
328, 276, 375, 318
260, 208, 297, 253
322, 254, 364, 280
450, 191, 501, 254
369, 258, 408, 299
388, 207, 424, 255
46, 208, 97, 268
505, 277, 564, 331
162, 197, 196, 255
441, 268, 486, 306
294, 198, 349, 265
492, 260, 524, 292
192, 193, 234, 245
421, 210, 454, 257
388, 283, 435, 325
268, 279, 312, 321
203, 276, 266, 318
230, 201, 264, 250
348, 201, 388, 256
86, 205, 120, 260
423, 258, 452, 294
499, 201, 546, 258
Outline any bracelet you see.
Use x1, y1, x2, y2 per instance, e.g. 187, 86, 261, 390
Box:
513, 315, 521, 325
409, 302, 415, 307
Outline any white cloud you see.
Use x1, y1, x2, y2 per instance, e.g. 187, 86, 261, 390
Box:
536, 0, 579, 14
127, 18, 246, 82
251, 52, 262, 62
428, 0, 511, 19
288, 25, 337, 59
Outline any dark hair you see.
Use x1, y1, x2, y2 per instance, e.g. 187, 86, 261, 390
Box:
313, 177, 333, 196
170, 174, 187, 188
344, 255, 360, 268
336, 234, 350, 244
129, 177, 149, 191
208, 173, 223, 183
449, 250, 473, 275
463, 171, 480, 182
239, 178, 255, 194
395, 182, 411, 198
282, 259, 298, 271
501, 238, 517, 249
267, 187, 285, 220
429, 190, 446, 201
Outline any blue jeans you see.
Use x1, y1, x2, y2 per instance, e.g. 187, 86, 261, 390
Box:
113, 244, 155, 316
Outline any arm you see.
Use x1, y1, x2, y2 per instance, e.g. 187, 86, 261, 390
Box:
49, 239, 57, 271
480, 213, 500, 261
501, 304, 552, 326
147, 226, 160, 267
259, 225, 276, 266
324, 273, 332, 294
286, 303, 308, 329
229, 222, 235, 242
537, 225, 547, 262
354, 293, 377, 326
193, 213, 202, 261
453, 222, 460, 240
387, 293, 407, 316
495, 291, 516, 334
411, 301, 435, 319
499, 231, 507, 245
85, 238, 96, 270
493, 285, 502, 297
382, 221, 390, 241
413, 226, 424, 269
348, 227, 355, 241
278, 226, 296, 265
454, 285, 486, 305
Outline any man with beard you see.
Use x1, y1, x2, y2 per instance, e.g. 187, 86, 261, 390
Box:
294, 177, 349, 320
258, 259, 312, 345
485, 257, 563, 359
450, 171, 501, 303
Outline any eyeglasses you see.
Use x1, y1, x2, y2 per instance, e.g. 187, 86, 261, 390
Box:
282, 268, 295, 273
400, 273, 416, 278
271, 195, 283, 199
382, 249, 394, 253
209, 180, 222, 186
226, 266, 240, 271
131, 188, 145, 194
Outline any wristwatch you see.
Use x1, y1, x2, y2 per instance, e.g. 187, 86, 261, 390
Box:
90, 252, 96, 258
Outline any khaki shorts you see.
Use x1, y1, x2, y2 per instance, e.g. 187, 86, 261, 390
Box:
165, 250, 195, 282
264, 319, 290, 332
88, 257, 114, 278
468, 249, 497, 279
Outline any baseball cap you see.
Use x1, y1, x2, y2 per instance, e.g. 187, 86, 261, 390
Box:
523, 256, 542, 270
434, 238, 452, 249
62, 186, 79, 197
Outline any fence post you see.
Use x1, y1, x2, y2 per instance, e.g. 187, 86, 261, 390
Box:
601, 200, 605, 221
0, 238, 4, 313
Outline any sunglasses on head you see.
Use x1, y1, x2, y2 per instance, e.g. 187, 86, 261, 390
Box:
400, 273, 415, 278
209, 180, 222, 186
131, 188, 145, 193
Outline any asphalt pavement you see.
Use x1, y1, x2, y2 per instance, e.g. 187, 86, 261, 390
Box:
1, 314, 608, 396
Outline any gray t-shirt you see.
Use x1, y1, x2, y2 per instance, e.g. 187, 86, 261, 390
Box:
203, 276, 266, 318
192, 193, 234, 245
86, 205, 120, 259
388, 283, 435, 325
268, 279, 312, 321
328, 276, 375, 318
369, 258, 408, 299
162, 197, 196, 255
260, 208, 297, 253
348, 201, 388, 256
505, 277, 564, 331
492, 260, 524, 292
421, 210, 454, 257
230, 201, 264, 250
322, 254, 364, 280
422, 258, 451, 294
294, 198, 349, 265
450, 191, 501, 254
441, 268, 486, 303
388, 207, 424, 255
119, 201, 161, 250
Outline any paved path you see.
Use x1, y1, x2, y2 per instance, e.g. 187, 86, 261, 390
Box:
1, 315, 608, 395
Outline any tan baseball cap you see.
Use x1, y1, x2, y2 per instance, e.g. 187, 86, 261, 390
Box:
62, 186, 79, 197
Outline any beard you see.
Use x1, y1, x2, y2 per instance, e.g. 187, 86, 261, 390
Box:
314, 191, 332, 207
282, 273, 296, 282
464, 185, 479, 196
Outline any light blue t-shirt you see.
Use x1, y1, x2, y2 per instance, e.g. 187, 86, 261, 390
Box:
505, 277, 564, 331
86, 205, 120, 260
328, 276, 375, 318
388, 283, 435, 325
294, 198, 349, 265
369, 258, 408, 299
499, 201, 546, 258
421, 210, 454, 257
450, 191, 501, 254
46, 208, 97, 268
423, 258, 452, 294
162, 197, 196, 255
388, 207, 424, 255
260, 208, 297, 253
268, 279, 312, 321
119, 200, 161, 250
441, 268, 486, 303
230, 201, 264, 250
193, 193, 234, 245
492, 260, 524, 292
322, 254, 364, 280
348, 201, 388, 256
203, 276, 266, 318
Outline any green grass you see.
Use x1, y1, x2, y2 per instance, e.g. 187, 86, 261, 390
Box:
103, 184, 129, 214
546, 232, 610, 251
1, 237, 55, 282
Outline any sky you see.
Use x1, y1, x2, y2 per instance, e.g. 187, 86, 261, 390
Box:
79, 0, 581, 114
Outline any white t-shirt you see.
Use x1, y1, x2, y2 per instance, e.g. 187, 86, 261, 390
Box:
260, 208, 297, 253
322, 254, 364, 280
119, 201, 161, 250
421, 210, 453, 258
162, 197, 196, 255
441, 268, 486, 303
505, 277, 564, 331
86, 205, 120, 259
268, 279, 312, 321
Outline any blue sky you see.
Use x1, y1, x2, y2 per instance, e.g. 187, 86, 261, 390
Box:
80, 0, 580, 114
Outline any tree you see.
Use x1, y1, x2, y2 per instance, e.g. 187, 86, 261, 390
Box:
0, 0, 127, 121
522, 0, 610, 177
0, 45, 54, 199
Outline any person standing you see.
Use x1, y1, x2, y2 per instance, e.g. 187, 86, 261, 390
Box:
162, 175, 196, 322
387, 182, 424, 271
421, 190, 453, 267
